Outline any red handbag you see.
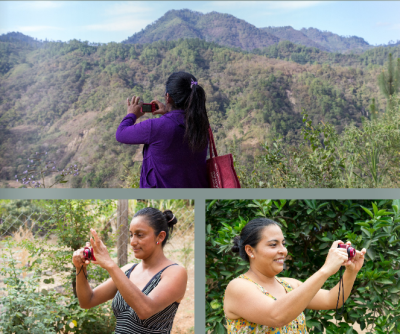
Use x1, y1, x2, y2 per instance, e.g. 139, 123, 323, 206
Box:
206, 127, 241, 188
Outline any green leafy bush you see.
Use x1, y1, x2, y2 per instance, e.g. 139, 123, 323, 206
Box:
236, 95, 400, 188
0, 241, 116, 334
206, 199, 400, 334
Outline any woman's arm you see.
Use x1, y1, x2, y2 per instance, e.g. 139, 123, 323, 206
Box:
106, 262, 187, 319
73, 245, 132, 309
285, 246, 366, 310
224, 241, 349, 327
225, 267, 331, 327
89, 229, 187, 320
116, 95, 152, 144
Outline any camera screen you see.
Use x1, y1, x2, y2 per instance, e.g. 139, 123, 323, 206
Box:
142, 104, 152, 112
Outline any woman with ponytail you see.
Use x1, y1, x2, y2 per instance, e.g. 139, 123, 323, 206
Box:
72, 208, 187, 334
116, 71, 209, 188
224, 218, 366, 334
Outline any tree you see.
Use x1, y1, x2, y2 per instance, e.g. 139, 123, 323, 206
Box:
378, 53, 400, 109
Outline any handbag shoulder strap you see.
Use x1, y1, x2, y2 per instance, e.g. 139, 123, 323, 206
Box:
208, 127, 218, 158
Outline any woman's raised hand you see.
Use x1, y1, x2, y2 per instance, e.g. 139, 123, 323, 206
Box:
345, 247, 366, 273
72, 241, 92, 269
321, 240, 350, 276
89, 228, 115, 270
127, 96, 145, 118
150, 99, 167, 115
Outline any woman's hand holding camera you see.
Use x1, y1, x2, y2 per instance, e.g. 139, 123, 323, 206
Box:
73, 242, 92, 269
344, 246, 366, 274
127, 96, 145, 118
150, 99, 168, 115
72, 229, 115, 271
322, 241, 366, 277
88, 228, 115, 270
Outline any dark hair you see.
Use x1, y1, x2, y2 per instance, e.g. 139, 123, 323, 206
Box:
166, 71, 209, 152
134, 207, 178, 247
232, 218, 281, 262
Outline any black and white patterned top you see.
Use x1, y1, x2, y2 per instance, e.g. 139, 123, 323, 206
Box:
112, 263, 180, 334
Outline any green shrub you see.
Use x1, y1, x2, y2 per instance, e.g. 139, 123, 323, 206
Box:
0, 242, 116, 334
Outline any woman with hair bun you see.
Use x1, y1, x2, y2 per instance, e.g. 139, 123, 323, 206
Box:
72, 207, 187, 334
116, 71, 210, 188
224, 218, 366, 334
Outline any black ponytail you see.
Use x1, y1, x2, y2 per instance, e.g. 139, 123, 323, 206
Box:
166, 71, 209, 152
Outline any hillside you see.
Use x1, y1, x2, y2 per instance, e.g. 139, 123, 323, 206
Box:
260, 26, 328, 51
123, 9, 280, 51
123, 9, 377, 53
300, 27, 372, 53
0, 34, 397, 187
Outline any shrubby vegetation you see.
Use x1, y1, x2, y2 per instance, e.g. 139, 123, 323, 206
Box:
206, 199, 400, 334
235, 95, 400, 188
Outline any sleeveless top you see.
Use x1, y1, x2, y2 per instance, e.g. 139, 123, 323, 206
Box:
112, 263, 179, 334
225, 275, 308, 334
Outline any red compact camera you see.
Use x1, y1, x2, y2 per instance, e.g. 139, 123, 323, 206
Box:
83, 246, 96, 261
337, 244, 356, 259
141, 103, 159, 113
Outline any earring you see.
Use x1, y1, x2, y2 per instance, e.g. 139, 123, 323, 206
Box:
251, 255, 254, 258
156, 241, 159, 245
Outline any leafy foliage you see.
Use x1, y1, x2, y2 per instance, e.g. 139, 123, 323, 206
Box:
206, 199, 400, 334
0, 241, 116, 334
236, 95, 400, 188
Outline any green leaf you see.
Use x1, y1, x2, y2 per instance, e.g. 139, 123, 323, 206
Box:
215, 322, 226, 334
361, 206, 374, 218
372, 202, 378, 216
207, 200, 218, 211
376, 279, 393, 285
210, 300, 222, 309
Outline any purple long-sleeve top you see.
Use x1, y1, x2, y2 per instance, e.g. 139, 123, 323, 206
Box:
116, 110, 209, 188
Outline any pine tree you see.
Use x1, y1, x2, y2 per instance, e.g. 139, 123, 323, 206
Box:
378, 53, 400, 110
369, 98, 378, 120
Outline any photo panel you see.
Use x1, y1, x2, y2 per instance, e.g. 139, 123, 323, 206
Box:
0, 199, 194, 333
1, 1, 400, 189
206, 199, 400, 334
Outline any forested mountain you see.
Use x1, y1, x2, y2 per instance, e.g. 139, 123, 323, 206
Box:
300, 28, 372, 53
123, 9, 280, 51
123, 9, 378, 53
0, 28, 398, 187
260, 26, 329, 51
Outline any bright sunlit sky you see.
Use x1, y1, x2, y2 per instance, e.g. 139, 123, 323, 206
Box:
1, 1, 399, 45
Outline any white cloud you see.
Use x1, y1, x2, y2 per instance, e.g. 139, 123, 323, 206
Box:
205, 1, 323, 11
104, 2, 153, 16
376, 22, 391, 27
17, 25, 64, 33
268, 1, 324, 10
23, 1, 65, 9
390, 23, 400, 30
84, 18, 152, 32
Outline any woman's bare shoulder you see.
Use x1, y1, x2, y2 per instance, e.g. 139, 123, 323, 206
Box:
162, 263, 187, 277
225, 276, 257, 296
120, 262, 137, 272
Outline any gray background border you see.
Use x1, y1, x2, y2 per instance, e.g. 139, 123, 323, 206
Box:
2, 188, 400, 199
1, 188, 400, 334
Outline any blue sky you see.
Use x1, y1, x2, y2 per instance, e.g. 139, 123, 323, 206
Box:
1, 1, 399, 45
